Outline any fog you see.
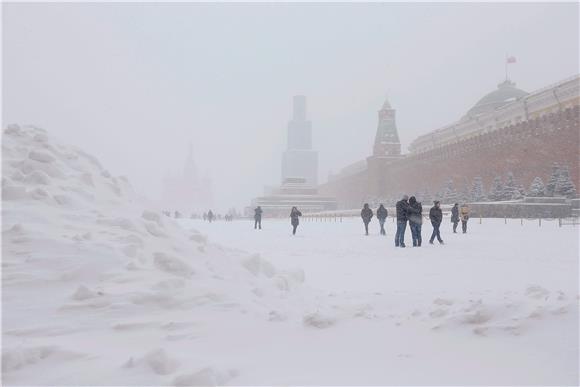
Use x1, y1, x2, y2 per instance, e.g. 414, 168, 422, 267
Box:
3, 2, 578, 211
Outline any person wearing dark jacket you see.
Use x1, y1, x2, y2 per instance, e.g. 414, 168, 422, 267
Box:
451, 203, 459, 233
290, 206, 302, 235
376, 204, 388, 235
408, 196, 423, 247
207, 210, 214, 223
360, 203, 374, 235
254, 206, 263, 230
429, 201, 444, 244
395, 195, 410, 247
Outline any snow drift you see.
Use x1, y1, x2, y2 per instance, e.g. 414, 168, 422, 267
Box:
2, 125, 306, 385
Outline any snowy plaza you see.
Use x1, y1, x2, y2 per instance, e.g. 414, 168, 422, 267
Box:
2, 126, 578, 384
3, 2, 580, 386
179, 217, 579, 385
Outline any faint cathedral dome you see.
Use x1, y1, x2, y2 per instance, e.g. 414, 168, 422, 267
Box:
466, 79, 528, 117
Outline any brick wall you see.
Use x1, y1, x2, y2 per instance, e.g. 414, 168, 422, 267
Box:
321, 106, 580, 208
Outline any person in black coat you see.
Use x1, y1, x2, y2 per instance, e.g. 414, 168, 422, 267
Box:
360, 203, 374, 235
429, 201, 444, 244
207, 210, 214, 223
290, 206, 302, 235
254, 206, 263, 230
376, 204, 388, 235
395, 195, 410, 247
408, 196, 423, 247
451, 203, 459, 233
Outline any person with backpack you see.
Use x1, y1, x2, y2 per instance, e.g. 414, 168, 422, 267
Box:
290, 206, 302, 235
429, 201, 444, 245
376, 204, 388, 235
360, 203, 374, 235
408, 196, 423, 247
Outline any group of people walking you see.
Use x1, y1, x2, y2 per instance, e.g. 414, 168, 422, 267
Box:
360, 195, 470, 247
251, 198, 470, 240
203, 210, 215, 223
361, 203, 389, 235
163, 210, 223, 221
253, 205, 303, 235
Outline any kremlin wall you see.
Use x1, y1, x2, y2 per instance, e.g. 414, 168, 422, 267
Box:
319, 75, 580, 209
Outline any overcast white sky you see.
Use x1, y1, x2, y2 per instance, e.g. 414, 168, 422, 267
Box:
3, 2, 578, 211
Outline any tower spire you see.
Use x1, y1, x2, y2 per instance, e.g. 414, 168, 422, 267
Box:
381, 95, 392, 110
373, 96, 401, 157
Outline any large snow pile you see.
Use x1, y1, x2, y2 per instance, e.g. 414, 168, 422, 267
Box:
2, 125, 308, 385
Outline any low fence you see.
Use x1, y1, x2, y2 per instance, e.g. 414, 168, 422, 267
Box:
301, 211, 579, 227
468, 201, 572, 219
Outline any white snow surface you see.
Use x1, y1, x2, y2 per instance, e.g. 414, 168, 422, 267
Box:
2, 125, 579, 386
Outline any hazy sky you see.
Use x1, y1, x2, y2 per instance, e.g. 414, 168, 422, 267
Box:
3, 2, 578, 211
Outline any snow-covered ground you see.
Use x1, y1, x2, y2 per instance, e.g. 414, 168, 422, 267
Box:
179, 217, 579, 385
2, 126, 579, 386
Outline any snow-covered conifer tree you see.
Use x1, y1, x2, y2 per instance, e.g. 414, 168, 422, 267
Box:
527, 177, 545, 197
488, 175, 504, 201
459, 184, 470, 203
503, 172, 522, 200
442, 180, 458, 204
554, 166, 577, 198
545, 163, 561, 196
470, 176, 486, 202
